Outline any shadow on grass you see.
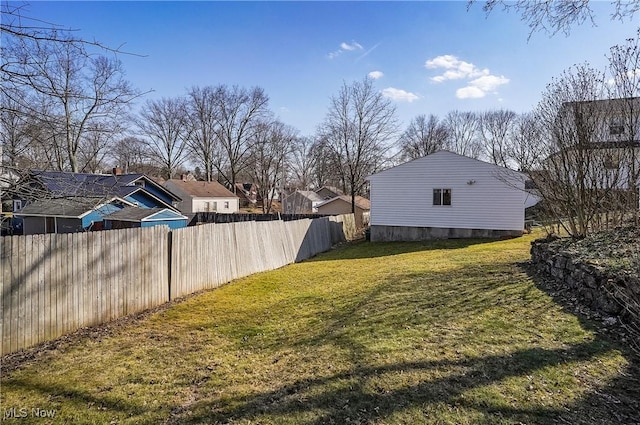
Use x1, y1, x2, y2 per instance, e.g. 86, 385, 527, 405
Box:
173, 260, 640, 424
171, 341, 617, 425
517, 261, 640, 424
2, 378, 152, 419
309, 237, 502, 261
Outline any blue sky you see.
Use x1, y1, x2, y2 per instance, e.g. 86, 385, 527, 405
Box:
12, 1, 640, 135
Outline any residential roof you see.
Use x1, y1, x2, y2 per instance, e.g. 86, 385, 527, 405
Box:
15, 197, 130, 218
562, 96, 640, 111
104, 207, 187, 222
290, 190, 324, 203
29, 171, 181, 202
315, 186, 343, 197
367, 150, 525, 180
317, 195, 371, 211
165, 179, 238, 198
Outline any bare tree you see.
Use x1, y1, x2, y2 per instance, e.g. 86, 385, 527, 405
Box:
288, 135, 318, 190
531, 63, 613, 237
110, 137, 147, 174
509, 112, 544, 172
444, 110, 482, 159
185, 86, 224, 182
1, 91, 37, 168
478, 109, 517, 167
137, 97, 189, 179
309, 138, 343, 191
3, 34, 139, 173
472, 0, 639, 38
319, 78, 399, 213
248, 120, 297, 213
209, 85, 270, 193
0, 2, 144, 221
76, 124, 112, 173
398, 114, 450, 161
606, 28, 640, 223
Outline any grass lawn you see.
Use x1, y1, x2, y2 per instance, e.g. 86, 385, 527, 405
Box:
1, 234, 639, 424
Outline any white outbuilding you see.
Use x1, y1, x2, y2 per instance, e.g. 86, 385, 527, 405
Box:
367, 150, 528, 241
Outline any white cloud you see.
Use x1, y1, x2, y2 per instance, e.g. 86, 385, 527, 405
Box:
455, 75, 509, 99
382, 87, 419, 102
341, 41, 363, 51
426, 55, 488, 82
468, 75, 509, 92
456, 86, 486, 99
368, 70, 384, 79
328, 40, 363, 59
427, 54, 509, 99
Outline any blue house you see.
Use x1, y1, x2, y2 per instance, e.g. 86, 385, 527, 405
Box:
13, 170, 186, 234
104, 207, 187, 230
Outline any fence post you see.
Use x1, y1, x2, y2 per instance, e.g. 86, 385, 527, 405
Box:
167, 229, 173, 301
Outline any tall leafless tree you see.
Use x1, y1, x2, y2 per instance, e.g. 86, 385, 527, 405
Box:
532, 63, 614, 237
248, 120, 297, 213
137, 97, 189, 180
288, 135, 318, 191
185, 86, 224, 182
509, 112, 544, 172
110, 137, 148, 174
607, 28, 640, 223
444, 110, 482, 159
209, 85, 270, 193
478, 109, 517, 167
3, 35, 139, 172
398, 114, 450, 161
319, 78, 399, 213
309, 138, 343, 191
0, 2, 144, 220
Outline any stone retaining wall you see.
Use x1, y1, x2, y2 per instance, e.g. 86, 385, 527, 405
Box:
530, 237, 640, 324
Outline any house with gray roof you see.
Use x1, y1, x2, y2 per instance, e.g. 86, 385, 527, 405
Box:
163, 179, 239, 214
103, 207, 187, 230
282, 190, 324, 214
13, 169, 185, 234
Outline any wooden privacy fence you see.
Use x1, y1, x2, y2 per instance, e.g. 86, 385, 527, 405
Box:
1, 226, 169, 356
171, 217, 339, 298
1, 214, 356, 355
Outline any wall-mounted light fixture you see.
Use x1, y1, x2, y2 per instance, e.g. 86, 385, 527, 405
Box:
466, 180, 476, 185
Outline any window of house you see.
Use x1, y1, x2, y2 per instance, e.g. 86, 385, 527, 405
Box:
45, 217, 55, 234
12, 200, 22, 211
433, 188, 452, 206
224, 201, 229, 209
609, 117, 625, 136
603, 153, 619, 169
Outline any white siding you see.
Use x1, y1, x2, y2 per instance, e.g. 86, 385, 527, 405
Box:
192, 197, 239, 213
368, 151, 526, 231
163, 181, 239, 214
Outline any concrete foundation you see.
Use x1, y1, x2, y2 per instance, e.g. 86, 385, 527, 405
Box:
370, 225, 522, 242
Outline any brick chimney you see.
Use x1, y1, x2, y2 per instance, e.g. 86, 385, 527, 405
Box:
112, 167, 123, 176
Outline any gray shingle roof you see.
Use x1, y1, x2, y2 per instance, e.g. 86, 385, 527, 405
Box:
16, 197, 106, 218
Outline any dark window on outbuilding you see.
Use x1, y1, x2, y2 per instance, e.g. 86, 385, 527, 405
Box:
609, 117, 624, 136
433, 188, 451, 206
